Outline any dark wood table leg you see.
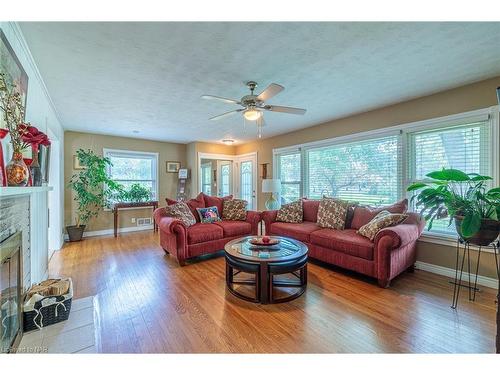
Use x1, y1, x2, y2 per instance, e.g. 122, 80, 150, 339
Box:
113, 208, 118, 237
153, 203, 158, 232
259, 262, 269, 304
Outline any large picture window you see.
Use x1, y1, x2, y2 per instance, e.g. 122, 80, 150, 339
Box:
274, 109, 497, 238
306, 135, 399, 205
104, 149, 158, 201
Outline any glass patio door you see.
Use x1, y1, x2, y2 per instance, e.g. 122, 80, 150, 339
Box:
236, 154, 257, 210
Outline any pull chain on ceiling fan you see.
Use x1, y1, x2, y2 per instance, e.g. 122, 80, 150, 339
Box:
202, 81, 306, 138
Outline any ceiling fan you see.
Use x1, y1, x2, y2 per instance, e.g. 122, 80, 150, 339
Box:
201, 81, 307, 122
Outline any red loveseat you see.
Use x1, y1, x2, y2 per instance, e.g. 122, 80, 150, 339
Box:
154, 193, 261, 265
262, 199, 425, 287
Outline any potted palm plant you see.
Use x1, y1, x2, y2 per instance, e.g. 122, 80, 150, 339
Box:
407, 168, 500, 246
66, 149, 122, 241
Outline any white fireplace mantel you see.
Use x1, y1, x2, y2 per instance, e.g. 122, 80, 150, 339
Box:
1, 185, 53, 287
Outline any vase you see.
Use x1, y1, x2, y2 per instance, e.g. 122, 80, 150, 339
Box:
23, 158, 33, 186
6, 151, 29, 187
30, 145, 42, 186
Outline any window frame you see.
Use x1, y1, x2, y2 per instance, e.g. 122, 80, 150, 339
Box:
273, 106, 499, 246
200, 161, 212, 196
103, 148, 159, 206
274, 150, 303, 204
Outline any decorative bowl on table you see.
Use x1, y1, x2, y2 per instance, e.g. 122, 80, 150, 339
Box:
249, 236, 280, 246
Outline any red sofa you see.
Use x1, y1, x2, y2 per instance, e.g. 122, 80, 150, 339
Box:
154, 193, 261, 265
262, 199, 425, 287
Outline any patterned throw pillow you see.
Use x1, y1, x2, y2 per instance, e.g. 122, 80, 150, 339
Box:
164, 202, 196, 227
222, 199, 247, 221
317, 197, 350, 229
276, 200, 303, 223
196, 206, 221, 223
357, 210, 408, 241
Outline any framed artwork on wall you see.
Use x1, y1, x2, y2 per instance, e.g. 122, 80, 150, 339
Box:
0, 27, 29, 128
166, 161, 180, 173
73, 154, 86, 170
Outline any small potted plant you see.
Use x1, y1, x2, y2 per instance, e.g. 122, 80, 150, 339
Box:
66, 149, 122, 241
407, 168, 500, 246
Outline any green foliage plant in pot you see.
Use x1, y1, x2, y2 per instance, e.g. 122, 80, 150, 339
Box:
66, 149, 122, 241
407, 168, 500, 246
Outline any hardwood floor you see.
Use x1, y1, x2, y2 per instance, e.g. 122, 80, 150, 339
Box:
49, 231, 497, 353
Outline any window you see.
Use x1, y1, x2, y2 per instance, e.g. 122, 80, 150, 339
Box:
274, 108, 497, 239
276, 152, 301, 204
104, 149, 158, 201
406, 121, 492, 235
240, 161, 253, 203
220, 164, 231, 197
306, 135, 400, 205
201, 163, 212, 195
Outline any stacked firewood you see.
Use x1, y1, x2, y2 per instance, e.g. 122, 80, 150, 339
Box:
27, 279, 71, 299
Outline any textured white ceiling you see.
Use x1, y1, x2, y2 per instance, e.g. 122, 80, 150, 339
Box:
19, 22, 500, 144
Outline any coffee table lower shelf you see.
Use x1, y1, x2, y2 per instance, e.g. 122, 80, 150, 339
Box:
224, 236, 308, 304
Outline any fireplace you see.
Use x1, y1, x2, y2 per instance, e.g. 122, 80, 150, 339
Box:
0, 231, 22, 353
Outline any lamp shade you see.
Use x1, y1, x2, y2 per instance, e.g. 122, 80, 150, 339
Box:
262, 179, 281, 193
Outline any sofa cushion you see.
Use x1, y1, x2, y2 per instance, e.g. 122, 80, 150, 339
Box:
276, 200, 303, 223
187, 223, 224, 244
167, 193, 206, 222
202, 193, 233, 215
164, 202, 196, 227
310, 229, 375, 260
350, 199, 408, 230
269, 221, 321, 243
215, 221, 252, 237
302, 199, 320, 222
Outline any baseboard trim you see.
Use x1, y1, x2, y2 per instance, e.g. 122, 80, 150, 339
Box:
63, 225, 153, 241
415, 261, 498, 289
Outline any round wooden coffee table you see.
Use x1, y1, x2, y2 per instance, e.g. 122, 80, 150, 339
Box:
224, 236, 308, 304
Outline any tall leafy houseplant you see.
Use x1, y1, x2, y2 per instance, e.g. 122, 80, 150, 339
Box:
407, 168, 500, 245
67, 149, 122, 241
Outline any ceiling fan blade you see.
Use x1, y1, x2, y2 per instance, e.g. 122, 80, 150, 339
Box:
209, 109, 243, 121
263, 105, 306, 115
201, 95, 241, 105
256, 83, 284, 102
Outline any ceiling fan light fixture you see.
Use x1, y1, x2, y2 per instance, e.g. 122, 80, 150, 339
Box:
222, 139, 235, 145
243, 108, 262, 121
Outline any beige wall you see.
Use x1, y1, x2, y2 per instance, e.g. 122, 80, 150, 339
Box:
235, 75, 500, 278
64, 131, 186, 232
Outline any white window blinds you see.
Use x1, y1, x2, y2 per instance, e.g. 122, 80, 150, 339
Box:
277, 152, 302, 204
306, 135, 400, 205
406, 120, 491, 234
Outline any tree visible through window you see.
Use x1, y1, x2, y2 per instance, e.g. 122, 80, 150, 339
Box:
307, 136, 399, 205
104, 149, 158, 202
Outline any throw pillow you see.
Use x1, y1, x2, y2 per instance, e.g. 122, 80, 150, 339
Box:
222, 199, 247, 221
196, 206, 221, 223
276, 200, 303, 223
164, 202, 196, 227
166, 193, 206, 222
357, 210, 408, 241
350, 198, 408, 230
317, 197, 350, 229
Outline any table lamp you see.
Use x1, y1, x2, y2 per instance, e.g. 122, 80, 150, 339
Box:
262, 179, 281, 210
